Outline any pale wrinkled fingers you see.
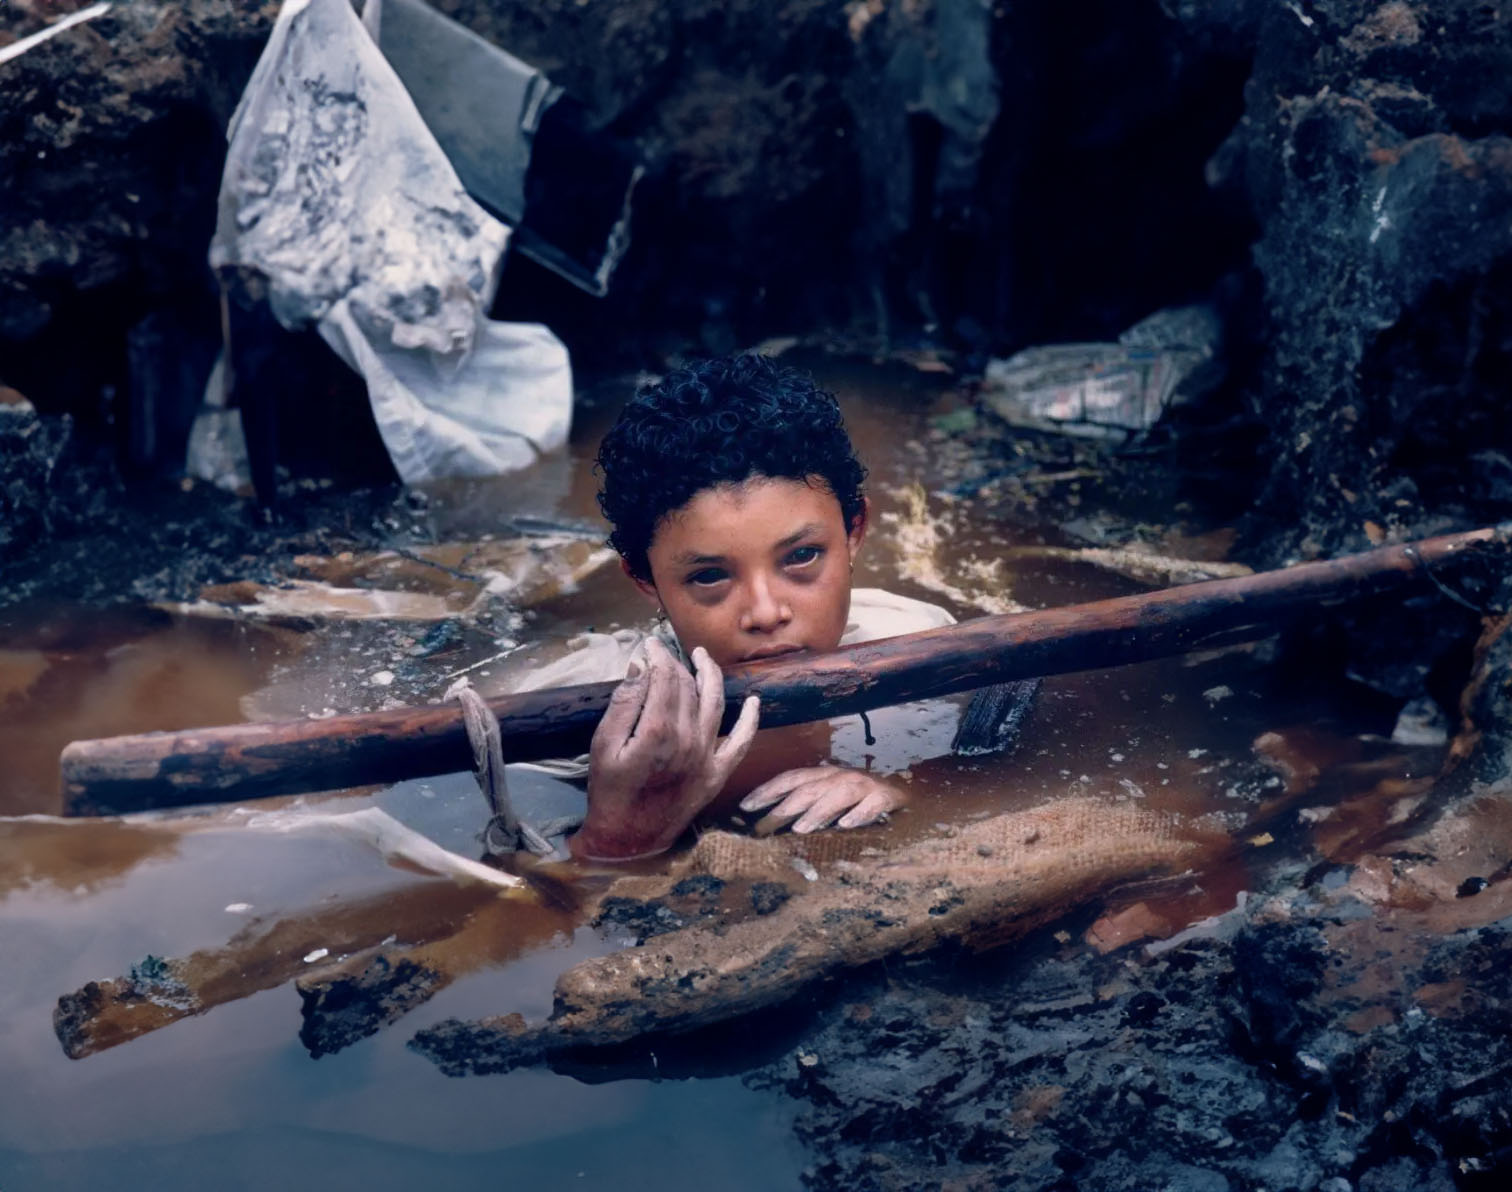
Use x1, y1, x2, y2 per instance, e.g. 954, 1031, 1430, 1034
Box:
836, 783, 905, 829
793, 779, 873, 834
645, 637, 691, 723
665, 646, 701, 770
626, 640, 677, 754
691, 646, 725, 746
671, 643, 699, 729
590, 662, 650, 762
738, 762, 831, 813
711, 695, 761, 780
752, 780, 831, 836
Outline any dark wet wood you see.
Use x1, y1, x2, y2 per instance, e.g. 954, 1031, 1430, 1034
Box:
61, 526, 1512, 815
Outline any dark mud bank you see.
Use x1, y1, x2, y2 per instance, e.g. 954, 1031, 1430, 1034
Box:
5, 1, 1512, 559
752, 906, 1512, 1192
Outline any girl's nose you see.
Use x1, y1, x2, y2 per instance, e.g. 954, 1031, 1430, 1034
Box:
740, 576, 792, 631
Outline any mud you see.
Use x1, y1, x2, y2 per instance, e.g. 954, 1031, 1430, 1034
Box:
749, 894, 1512, 1192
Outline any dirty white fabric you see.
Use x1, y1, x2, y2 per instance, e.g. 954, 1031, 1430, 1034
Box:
496, 588, 960, 780
210, 0, 572, 484
239, 806, 524, 891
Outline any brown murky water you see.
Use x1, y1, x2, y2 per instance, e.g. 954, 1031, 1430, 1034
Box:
0, 358, 1439, 1189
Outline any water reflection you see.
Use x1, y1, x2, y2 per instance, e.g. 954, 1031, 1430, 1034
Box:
0, 607, 293, 816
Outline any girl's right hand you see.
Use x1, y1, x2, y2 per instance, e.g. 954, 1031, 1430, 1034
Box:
572, 637, 761, 861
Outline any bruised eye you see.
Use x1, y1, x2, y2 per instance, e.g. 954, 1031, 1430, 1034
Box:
687, 568, 728, 587
785, 545, 823, 567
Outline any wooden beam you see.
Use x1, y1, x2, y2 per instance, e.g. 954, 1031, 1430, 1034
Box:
61, 526, 1510, 815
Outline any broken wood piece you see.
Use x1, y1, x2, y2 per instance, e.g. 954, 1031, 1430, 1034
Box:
53, 879, 504, 1059
61, 525, 1512, 815
161, 537, 615, 626
0, 2, 112, 68
952, 678, 1042, 757
408, 798, 1220, 1075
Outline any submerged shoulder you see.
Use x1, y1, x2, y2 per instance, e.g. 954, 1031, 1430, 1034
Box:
842, 588, 957, 644
495, 629, 648, 694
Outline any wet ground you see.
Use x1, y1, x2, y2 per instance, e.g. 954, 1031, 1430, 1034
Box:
0, 356, 1492, 1190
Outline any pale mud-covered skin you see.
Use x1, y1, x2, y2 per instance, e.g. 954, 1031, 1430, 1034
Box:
408, 799, 1219, 1076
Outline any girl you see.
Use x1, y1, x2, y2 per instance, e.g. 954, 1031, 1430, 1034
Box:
508, 354, 956, 860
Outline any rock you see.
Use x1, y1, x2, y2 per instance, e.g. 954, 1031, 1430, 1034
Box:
0, 0, 269, 410
1171, 0, 1512, 560
0, 396, 78, 557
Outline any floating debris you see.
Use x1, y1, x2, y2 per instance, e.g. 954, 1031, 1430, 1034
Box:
1003, 544, 1252, 587
980, 305, 1222, 439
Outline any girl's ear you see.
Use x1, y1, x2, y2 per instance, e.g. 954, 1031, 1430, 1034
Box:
846, 497, 870, 563
622, 558, 661, 605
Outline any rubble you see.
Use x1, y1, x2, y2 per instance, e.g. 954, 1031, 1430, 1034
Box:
161, 536, 613, 626
980, 305, 1224, 439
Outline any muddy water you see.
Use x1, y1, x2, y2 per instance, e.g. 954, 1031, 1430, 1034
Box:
0, 358, 1439, 1190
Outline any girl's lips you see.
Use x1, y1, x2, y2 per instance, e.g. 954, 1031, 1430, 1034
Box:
741, 643, 804, 662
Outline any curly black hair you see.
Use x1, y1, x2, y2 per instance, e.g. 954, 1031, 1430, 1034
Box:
596, 355, 867, 581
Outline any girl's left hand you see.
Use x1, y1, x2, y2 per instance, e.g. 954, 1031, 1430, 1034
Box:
737, 765, 905, 835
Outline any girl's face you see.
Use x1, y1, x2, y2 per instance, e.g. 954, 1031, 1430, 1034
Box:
634, 476, 867, 669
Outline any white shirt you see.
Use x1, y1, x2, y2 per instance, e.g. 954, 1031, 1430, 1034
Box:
495, 588, 958, 779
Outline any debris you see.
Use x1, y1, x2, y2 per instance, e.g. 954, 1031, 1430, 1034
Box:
980, 304, 1222, 438
170, 579, 470, 625
1391, 695, 1450, 747
893, 347, 954, 374
1144, 891, 1249, 957
367, 0, 642, 297
446, 676, 557, 858
241, 806, 527, 892
52, 876, 513, 1060
0, 394, 73, 556
210, 0, 572, 486
751, 336, 800, 357
951, 678, 1041, 757
1004, 543, 1253, 588
160, 536, 614, 626
183, 353, 251, 493
881, 483, 1029, 614
1085, 901, 1175, 954
930, 407, 979, 435
0, 2, 112, 68
408, 799, 1214, 1074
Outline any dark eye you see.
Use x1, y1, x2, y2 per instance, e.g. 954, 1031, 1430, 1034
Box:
687, 568, 728, 587
786, 545, 823, 567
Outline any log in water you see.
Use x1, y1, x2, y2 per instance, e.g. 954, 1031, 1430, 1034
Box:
60, 526, 1511, 815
